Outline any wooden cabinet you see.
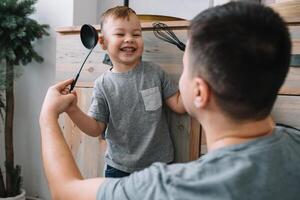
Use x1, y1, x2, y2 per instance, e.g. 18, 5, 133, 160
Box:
271, 1, 300, 130
56, 2, 300, 177
59, 88, 106, 178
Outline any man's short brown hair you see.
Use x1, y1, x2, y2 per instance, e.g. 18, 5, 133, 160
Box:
189, 2, 291, 121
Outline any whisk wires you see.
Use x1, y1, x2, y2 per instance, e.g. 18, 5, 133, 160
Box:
152, 22, 186, 51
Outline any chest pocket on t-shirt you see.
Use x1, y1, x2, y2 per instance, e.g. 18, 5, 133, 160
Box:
140, 86, 162, 111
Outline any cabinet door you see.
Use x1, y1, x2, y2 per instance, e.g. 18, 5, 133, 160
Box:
272, 95, 300, 129
280, 26, 300, 95
60, 88, 106, 178
275, 25, 300, 129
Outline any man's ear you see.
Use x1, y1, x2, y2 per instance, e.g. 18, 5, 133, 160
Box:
98, 35, 107, 50
193, 77, 210, 108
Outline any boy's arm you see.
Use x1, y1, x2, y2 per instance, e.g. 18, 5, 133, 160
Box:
67, 105, 106, 137
165, 90, 186, 114
156, 63, 186, 114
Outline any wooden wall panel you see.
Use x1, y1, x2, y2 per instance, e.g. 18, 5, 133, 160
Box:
272, 95, 300, 129
200, 128, 208, 156
56, 34, 109, 83
166, 109, 191, 162
189, 118, 201, 160
56, 24, 300, 95
280, 26, 300, 95
269, 1, 300, 24
56, 29, 187, 84
60, 88, 106, 178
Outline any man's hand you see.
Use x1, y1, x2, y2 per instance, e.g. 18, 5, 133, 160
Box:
40, 79, 76, 119
65, 90, 79, 114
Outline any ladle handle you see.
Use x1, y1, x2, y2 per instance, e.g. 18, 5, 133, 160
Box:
69, 73, 79, 92
69, 47, 94, 92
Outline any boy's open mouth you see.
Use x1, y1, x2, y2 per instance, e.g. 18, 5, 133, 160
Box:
120, 47, 136, 52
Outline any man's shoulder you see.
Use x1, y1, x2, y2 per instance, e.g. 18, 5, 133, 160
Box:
276, 124, 300, 135
275, 124, 300, 144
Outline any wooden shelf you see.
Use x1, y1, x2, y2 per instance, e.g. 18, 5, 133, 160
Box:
56, 20, 189, 34
269, 1, 300, 25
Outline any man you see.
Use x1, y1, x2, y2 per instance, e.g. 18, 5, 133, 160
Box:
40, 2, 300, 200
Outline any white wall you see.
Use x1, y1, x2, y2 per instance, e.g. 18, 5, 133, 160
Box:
74, 0, 98, 25
213, 0, 231, 6
129, 0, 210, 20
13, 0, 73, 199
97, 0, 123, 22
97, 0, 211, 21
11, 0, 214, 199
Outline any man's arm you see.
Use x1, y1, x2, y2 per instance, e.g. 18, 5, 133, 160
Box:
39, 79, 105, 200
165, 91, 186, 114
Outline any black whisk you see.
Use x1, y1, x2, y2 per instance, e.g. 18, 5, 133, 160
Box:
152, 22, 186, 51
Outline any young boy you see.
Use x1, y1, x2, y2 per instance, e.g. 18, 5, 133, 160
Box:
66, 6, 185, 178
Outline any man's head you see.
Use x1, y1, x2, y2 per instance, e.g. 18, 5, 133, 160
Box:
179, 2, 291, 121
99, 6, 143, 67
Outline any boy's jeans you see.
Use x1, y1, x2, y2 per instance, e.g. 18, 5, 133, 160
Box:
105, 165, 131, 178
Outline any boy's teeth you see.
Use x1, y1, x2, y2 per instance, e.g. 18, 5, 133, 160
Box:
121, 47, 135, 52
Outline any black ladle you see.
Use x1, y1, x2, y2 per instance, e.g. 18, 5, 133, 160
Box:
69, 24, 98, 91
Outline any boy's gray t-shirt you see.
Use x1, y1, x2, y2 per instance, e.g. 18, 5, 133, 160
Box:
88, 61, 178, 173
97, 126, 300, 200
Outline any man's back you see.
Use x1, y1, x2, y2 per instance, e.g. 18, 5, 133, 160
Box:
183, 125, 300, 200
97, 125, 300, 200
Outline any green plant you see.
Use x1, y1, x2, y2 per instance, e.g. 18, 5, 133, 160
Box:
0, 0, 49, 197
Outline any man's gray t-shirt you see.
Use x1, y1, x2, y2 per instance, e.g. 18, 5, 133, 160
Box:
97, 125, 300, 200
88, 61, 178, 173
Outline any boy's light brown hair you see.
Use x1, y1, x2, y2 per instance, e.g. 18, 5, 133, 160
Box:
100, 6, 137, 31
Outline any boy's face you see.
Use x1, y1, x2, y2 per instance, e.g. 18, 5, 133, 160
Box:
100, 14, 144, 67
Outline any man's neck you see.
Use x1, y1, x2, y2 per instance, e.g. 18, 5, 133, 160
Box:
201, 114, 275, 152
